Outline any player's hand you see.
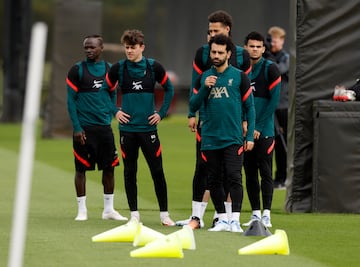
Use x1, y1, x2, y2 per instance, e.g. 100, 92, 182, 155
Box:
244, 141, 254, 151
74, 131, 86, 145
116, 110, 131, 124
205, 75, 217, 88
188, 117, 197, 132
254, 130, 261, 140
148, 112, 161, 125
242, 121, 248, 137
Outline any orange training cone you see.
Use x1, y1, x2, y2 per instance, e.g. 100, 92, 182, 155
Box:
166, 225, 196, 250
133, 223, 165, 247
130, 233, 184, 258
238, 229, 290, 255
92, 217, 139, 242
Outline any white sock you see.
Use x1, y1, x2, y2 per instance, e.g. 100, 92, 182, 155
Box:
200, 201, 208, 220
231, 212, 240, 222
224, 202, 232, 221
103, 194, 114, 213
191, 201, 202, 218
253, 210, 261, 218
218, 213, 228, 223
160, 211, 169, 220
263, 209, 271, 218
131, 211, 140, 222
77, 196, 87, 213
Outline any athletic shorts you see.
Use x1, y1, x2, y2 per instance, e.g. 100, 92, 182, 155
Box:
73, 125, 119, 171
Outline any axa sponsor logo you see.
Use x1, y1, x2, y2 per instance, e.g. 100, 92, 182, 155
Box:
208, 86, 229, 98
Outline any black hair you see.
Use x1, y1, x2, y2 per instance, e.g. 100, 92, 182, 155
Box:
84, 34, 103, 46
208, 34, 233, 52
244, 31, 265, 45
208, 10, 233, 36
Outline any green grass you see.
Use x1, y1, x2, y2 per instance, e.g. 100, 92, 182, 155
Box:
0, 115, 359, 267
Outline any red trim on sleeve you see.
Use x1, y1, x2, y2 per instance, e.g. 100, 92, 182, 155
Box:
106, 73, 117, 91
160, 72, 168, 86
193, 61, 203, 75
242, 87, 252, 102
269, 76, 281, 91
66, 78, 78, 92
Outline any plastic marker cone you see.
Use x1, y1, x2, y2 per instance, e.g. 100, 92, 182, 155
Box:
130, 234, 184, 258
133, 223, 165, 247
166, 225, 196, 250
92, 217, 139, 242
243, 220, 272, 236
238, 229, 290, 255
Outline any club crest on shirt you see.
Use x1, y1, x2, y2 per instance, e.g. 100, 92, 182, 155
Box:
228, 79, 233, 86
132, 81, 143, 90
208, 86, 229, 99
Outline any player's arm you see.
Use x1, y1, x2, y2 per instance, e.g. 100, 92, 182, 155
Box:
153, 61, 175, 119
101, 63, 121, 116
256, 63, 281, 129
189, 74, 210, 113
188, 47, 206, 118
240, 72, 255, 143
66, 64, 83, 133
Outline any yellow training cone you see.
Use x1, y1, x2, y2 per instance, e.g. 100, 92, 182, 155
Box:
133, 223, 165, 247
238, 229, 290, 255
130, 234, 184, 258
166, 225, 196, 250
92, 217, 139, 242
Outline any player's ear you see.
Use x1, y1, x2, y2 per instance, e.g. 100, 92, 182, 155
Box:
227, 50, 232, 59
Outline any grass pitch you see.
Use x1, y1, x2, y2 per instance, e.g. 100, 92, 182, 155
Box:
0, 115, 359, 267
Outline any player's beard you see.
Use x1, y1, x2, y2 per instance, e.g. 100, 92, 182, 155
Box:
212, 57, 227, 67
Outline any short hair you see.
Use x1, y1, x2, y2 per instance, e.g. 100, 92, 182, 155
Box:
121, 29, 145, 45
244, 31, 265, 45
208, 10, 233, 28
209, 34, 233, 52
83, 34, 103, 46
268, 26, 286, 39
208, 10, 233, 36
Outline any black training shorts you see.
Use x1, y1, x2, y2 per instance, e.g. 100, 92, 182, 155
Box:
73, 125, 119, 171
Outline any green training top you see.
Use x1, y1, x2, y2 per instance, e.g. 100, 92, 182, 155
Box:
66, 59, 115, 133
189, 65, 255, 150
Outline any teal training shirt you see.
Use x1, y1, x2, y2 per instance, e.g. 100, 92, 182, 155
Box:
188, 44, 251, 121
249, 57, 281, 137
66, 59, 114, 133
101, 57, 174, 133
189, 65, 255, 150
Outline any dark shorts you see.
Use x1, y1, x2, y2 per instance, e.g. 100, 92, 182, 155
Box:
73, 125, 119, 171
